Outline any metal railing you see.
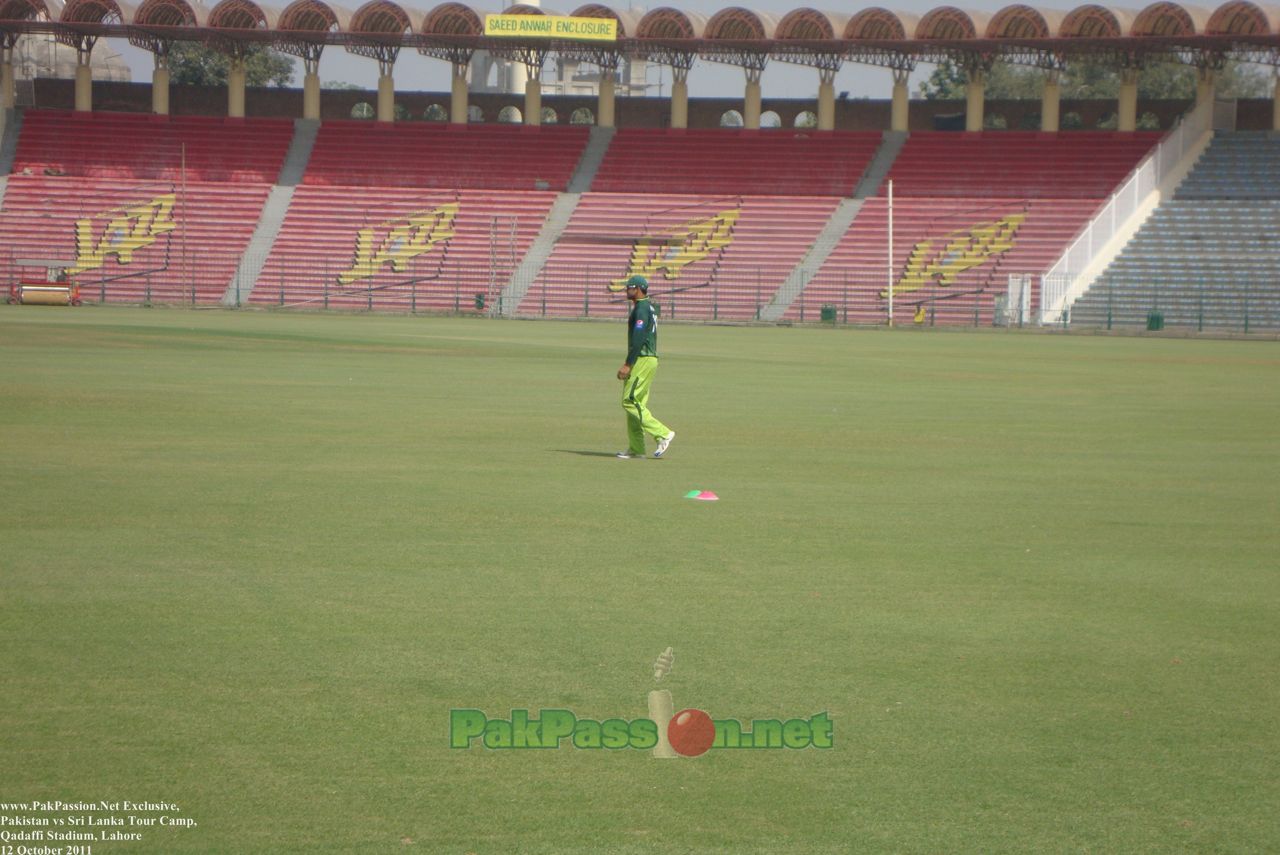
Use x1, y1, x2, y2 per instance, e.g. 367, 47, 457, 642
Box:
1040, 98, 1213, 324
2, 249, 1025, 328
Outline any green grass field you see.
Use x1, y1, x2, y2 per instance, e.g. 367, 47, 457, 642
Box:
2, 306, 1278, 854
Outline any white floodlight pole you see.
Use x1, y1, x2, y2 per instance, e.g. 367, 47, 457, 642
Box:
887, 179, 894, 327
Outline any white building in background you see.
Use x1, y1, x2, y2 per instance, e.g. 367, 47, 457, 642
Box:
466, 0, 651, 98
12, 34, 131, 82
468, 51, 652, 98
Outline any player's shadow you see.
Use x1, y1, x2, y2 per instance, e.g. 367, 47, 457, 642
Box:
555, 450, 620, 458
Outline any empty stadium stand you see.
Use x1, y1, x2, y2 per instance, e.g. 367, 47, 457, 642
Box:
786, 131, 1163, 325
591, 129, 883, 196
250, 186, 557, 312
302, 121, 590, 192
1071, 131, 1280, 331
11, 109, 292, 183
0, 110, 292, 304
522, 192, 841, 320
246, 122, 595, 310
878, 131, 1162, 198
0, 113, 1208, 328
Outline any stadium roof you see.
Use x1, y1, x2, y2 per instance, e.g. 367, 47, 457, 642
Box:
0, 1, 1277, 68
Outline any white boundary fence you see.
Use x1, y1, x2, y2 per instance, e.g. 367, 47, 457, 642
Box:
1039, 98, 1213, 325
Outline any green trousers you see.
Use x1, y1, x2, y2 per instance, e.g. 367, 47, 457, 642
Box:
622, 356, 671, 455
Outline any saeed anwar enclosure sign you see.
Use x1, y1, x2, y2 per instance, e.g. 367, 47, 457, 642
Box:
484, 14, 618, 41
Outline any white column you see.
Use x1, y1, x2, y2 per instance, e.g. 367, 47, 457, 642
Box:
74, 48, 93, 112
151, 54, 170, 116
376, 72, 394, 122
891, 68, 909, 132
1041, 69, 1060, 132
1273, 71, 1280, 132
1196, 66, 1217, 109
598, 72, 615, 128
525, 73, 542, 125
451, 61, 469, 124
965, 65, 985, 132
228, 58, 246, 118
303, 58, 320, 120
817, 68, 835, 131
671, 67, 688, 129
508, 56, 528, 94
1, 44, 15, 110
743, 68, 762, 129
1118, 66, 1138, 132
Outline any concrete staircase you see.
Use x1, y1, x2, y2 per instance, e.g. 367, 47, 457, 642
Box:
759, 131, 905, 321
221, 118, 319, 306
500, 125, 615, 314
0, 108, 22, 205
567, 125, 614, 194
853, 130, 906, 199
759, 198, 865, 322
1070, 132, 1280, 332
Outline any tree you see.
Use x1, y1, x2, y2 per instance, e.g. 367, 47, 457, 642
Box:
167, 43, 294, 88
1215, 62, 1272, 98
917, 58, 966, 99
923, 55, 1273, 102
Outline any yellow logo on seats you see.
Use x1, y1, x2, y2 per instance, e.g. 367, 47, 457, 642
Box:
338, 203, 459, 285
68, 194, 177, 274
883, 213, 1025, 298
609, 209, 740, 292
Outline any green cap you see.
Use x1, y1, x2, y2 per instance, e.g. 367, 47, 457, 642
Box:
626, 275, 648, 291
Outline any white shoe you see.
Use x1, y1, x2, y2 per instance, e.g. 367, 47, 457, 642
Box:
654, 431, 675, 458
616, 450, 645, 459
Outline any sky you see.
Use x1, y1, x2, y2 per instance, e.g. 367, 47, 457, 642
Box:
103, 0, 1084, 103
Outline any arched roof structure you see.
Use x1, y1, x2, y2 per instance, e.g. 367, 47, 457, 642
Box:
571, 3, 638, 39
207, 0, 270, 30
278, 0, 344, 33
1207, 0, 1280, 32
1060, 4, 1127, 38
775, 8, 841, 42
133, 0, 196, 28
845, 8, 914, 41
0, 1, 1276, 70
1131, 1, 1208, 36
417, 0, 477, 62
349, 0, 412, 36
1211, 0, 1280, 32
635, 6, 702, 40
987, 4, 1054, 39
0, 0, 52, 21
421, 0, 477, 36
915, 6, 980, 40
704, 7, 775, 41
61, 0, 123, 26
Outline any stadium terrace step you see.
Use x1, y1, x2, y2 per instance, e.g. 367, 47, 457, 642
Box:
12, 110, 293, 184
524, 192, 841, 319
788, 195, 1105, 326
301, 122, 590, 192
761, 197, 867, 322
251, 187, 558, 312
882, 131, 1160, 199
591, 129, 882, 196
0, 176, 270, 304
0, 111, 294, 305
1070, 131, 1280, 331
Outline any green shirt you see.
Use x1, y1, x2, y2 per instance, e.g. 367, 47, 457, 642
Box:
626, 298, 659, 365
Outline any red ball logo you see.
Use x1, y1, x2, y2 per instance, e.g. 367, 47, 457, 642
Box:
667, 708, 716, 757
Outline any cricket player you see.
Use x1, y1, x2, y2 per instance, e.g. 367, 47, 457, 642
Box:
616, 275, 675, 459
